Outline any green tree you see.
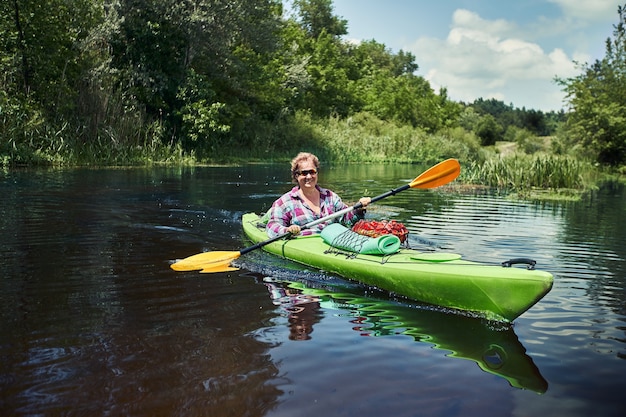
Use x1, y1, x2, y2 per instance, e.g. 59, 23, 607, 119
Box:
558, 3, 626, 166
1, 0, 102, 114
293, 0, 347, 39
345, 39, 450, 131
109, 0, 188, 117
104, 0, 284, 151
181, 0, 285, 148
0, 0, 104, 164
304, 30, 356, 117
470, 98, 554, 136
287, 0, 356, 117
282, 3, 456, 128
348, 40, 418, 78
358, 70, 442, 131
475, 114, 502, 146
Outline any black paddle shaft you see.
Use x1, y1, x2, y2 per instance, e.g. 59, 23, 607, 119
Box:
240, 232, 291, 255
370, 184, 411, 204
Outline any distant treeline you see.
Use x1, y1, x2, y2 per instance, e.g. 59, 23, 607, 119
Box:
0, 0, 624, 168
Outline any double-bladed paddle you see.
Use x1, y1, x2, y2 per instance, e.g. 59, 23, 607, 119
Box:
170, 158, 461, 273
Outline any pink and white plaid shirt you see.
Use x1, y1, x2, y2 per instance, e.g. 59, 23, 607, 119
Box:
266, 185, 363, 238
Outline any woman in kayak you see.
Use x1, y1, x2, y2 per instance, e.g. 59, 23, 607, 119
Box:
266, 152, 371, 238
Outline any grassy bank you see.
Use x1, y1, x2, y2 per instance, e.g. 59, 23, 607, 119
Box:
2, 110, 608, 200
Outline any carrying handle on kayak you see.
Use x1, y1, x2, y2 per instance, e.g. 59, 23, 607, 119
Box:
502, 258, 537, 270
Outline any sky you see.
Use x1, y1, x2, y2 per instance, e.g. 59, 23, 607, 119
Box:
298, 0, 623, 112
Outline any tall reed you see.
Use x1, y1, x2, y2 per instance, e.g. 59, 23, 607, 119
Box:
463, 154, 592, 191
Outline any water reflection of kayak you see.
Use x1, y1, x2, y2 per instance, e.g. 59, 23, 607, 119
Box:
242, 213, 553, 323
260, 277, 548, 394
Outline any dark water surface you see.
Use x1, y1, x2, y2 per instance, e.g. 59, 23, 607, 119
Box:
1, 165, 624, 417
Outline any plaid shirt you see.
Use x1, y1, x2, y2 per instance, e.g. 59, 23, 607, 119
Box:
266, 185, 363, 238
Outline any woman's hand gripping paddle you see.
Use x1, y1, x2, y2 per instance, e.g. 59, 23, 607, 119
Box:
170, 158, 461, 273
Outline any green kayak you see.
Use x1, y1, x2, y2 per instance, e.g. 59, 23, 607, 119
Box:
242, 213, 554, 323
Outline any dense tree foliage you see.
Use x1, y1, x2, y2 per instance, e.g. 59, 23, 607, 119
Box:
468, 98, 564, 138
0, 0, 622, 167
558, 3, 626, 166
107, 0, 286, 152
293, 0, 347, 38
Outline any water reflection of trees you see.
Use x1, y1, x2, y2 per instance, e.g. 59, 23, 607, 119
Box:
560, 181, 626, 315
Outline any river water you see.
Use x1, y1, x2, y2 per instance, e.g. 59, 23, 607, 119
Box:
1, 164, 624, 417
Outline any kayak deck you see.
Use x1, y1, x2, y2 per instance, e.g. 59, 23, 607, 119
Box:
242, 213, 553, 322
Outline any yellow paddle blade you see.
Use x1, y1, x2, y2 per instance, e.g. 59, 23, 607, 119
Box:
410, 159, 460, 189
200, 262, 240, 273
170, 250, 241, 272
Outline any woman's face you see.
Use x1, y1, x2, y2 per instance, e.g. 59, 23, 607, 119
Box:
295, 159, 318, 190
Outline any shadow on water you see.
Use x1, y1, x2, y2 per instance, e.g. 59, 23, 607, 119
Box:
237, 258, 548, 394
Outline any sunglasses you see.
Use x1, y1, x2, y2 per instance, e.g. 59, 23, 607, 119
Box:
296, 169, 318, 177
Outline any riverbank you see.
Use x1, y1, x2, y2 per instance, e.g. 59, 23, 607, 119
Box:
3, 112, 620, 202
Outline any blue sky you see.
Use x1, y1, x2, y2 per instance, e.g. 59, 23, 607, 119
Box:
288, 0, 622, 111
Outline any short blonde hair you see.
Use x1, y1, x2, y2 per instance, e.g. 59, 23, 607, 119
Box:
291, 152, 320, 181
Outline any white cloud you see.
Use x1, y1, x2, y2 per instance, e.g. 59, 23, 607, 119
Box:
547, 0, 620, 21
451, 9, 517, 37
409, 9, 579, 111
